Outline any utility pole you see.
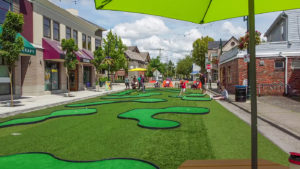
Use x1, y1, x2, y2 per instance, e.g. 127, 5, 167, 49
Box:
244, 16, 251, 99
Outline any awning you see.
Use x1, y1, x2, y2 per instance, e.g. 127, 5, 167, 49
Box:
190, 71, 199, 75
42, 38, 64, 60
0, 25, 36, 55
82, 49, 94, 60
43, 38, 93, 63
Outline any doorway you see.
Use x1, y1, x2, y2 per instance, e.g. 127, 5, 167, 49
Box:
69, 67, 78, 91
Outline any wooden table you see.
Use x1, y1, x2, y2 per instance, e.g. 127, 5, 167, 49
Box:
178, 159, 288, 169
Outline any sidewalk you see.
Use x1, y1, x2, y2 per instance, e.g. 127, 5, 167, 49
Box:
208, 88, 300, 153
0, 84, 126, 118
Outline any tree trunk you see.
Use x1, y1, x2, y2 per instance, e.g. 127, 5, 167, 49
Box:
66, 68, 70, 96
8, 71, 14, 107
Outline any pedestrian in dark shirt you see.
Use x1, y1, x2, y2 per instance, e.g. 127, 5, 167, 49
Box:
200, 73, 206, 94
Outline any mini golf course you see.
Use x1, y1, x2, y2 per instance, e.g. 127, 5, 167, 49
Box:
108, 90, 133, 96
118, 107, 210, 129
101, 92, 161, 99
0, 88, 289, 169
66, 99, 167, 107
0, 153, 158, 169
0, 109, 97, 128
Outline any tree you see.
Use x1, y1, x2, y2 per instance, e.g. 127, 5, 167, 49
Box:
176, 55, 193, 78
61, 38, 78, 95
192, 36, 214, 73
146, 56, 164, 77
165, 60, 175, 78
102, 30, 127, 80
0, 11, 24, 106
92, 47, 106, 83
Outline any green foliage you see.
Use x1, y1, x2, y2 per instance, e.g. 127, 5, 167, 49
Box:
164, 60, 175, 77
92, 47, 106, 74
102, 31, 127, 72
61, 38, 78, 71
176, 55, 193, 78
146, 56, 164, 77
192, 36, 214, 73
0, 11, 24, 71
99, 77, 108, 82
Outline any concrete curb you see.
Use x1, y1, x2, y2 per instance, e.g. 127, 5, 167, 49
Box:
0, 88, 125, 118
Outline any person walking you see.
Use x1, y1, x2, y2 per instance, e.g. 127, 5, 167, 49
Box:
200, 73, 207, 94
179, 80, 186, 96
125, 76, 130, 89
138, 75, 141, 90
141, 75, 145, 92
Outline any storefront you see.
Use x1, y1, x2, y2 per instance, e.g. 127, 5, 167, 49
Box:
44, 62, 59, 91
0, 25, 36, 96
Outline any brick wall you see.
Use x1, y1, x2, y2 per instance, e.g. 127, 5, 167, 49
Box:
220, 57, 299, 96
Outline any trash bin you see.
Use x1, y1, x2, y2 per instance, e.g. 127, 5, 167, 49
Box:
235, 85, 247, 102
289, 152, 300, 169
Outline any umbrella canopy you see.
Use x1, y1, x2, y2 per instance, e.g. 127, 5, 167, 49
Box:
95, 0, 300, 24
129, 68, 147, 72
95, 1, 300, 169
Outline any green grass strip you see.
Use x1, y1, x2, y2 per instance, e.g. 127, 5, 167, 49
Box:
0, 109, 97, 128
118, 107, 209, 129
66, 99, 167, 107
0, 153, 158, 169
182, 96, 212, 101
168, 95, 183, 98
101, 93, 161, 99
187, 93, 206, 97
108, 90, 133, 96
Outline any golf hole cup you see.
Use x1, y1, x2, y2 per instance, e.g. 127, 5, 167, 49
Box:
289, 152, 300, 169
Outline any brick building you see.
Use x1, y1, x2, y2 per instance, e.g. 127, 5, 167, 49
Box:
0, 0, 106, 100
219, 9, 300, 96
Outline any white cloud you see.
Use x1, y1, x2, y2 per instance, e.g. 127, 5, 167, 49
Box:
222, 21, 246, 38
112, 17, 169, 39
122, 38, 132, 46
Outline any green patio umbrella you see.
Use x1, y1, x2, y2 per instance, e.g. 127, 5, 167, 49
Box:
94, 1, 300, 169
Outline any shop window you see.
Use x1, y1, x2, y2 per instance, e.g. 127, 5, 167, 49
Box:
82, 33, 86, 49
0, 0, 10, 24
88, 36, 91, 51
66, 26, 71, 40
53, 21, 60, 41
95, 38, 101, 50
275, 61, 284, 69
45, 62, 59, 91
73, 30, 78, 45
0, 55, 10, 95
83, 66, 91, 87
43, 16, 51, 38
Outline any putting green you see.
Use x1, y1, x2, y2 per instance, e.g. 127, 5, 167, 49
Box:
66, 99, 167, 107
182, 96, 212, 101
101, 93, 161, 99
108, 90, 133, 96
0, 109, 97, 128
168, 95, 183, 98
187, 93, 206, 97
0, 153, 158, 169
118, 107, 210, 129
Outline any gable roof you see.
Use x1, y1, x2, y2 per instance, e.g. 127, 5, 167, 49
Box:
140, 52, 150, 62
222, 36, 239, 47
127, 46, 140, 53
125, 50, 145, 62
264, 12, 287, 37
208, 41, 227, 50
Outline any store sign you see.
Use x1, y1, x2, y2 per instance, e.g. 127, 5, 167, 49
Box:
82, 59, 90, 63
206, 64, 211, 69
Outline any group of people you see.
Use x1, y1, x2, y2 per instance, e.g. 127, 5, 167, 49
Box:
178, 73, 228, 100
124, 75, 145, 91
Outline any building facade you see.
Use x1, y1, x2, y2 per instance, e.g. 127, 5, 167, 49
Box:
219, 9, 300, 96
0, 0, 106, 100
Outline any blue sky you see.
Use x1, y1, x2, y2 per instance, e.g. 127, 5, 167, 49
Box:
50, 0, 281, 63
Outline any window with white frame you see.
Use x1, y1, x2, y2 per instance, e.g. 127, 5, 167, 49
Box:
53, 21, 60, 41
275, 60, 284, 69
292, 60, 300, 69
66, 26, 71, 40
43, 17, 51, 38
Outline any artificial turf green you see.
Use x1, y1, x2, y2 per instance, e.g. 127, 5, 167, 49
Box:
187, 94, 206, 97
66, 99, 167, 107
0, 89, 289, 169
0, 109, 97, 128
101, 92, 161, 99
108, 90, 133, 96
0, 153, 157, 169
118, 107, 209, 129
182, 96, 211, 101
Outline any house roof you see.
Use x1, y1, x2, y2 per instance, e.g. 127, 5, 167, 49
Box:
208, 41, 227, 50
220, 41, 300, 64
78, 16, 106, 31
140, 52, 150, 62
264, 12, 287, 37
127, 46, 140, 53
125, 50, 145, 62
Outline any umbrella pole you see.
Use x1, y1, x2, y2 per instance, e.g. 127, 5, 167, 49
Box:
248, 0, 258, 169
